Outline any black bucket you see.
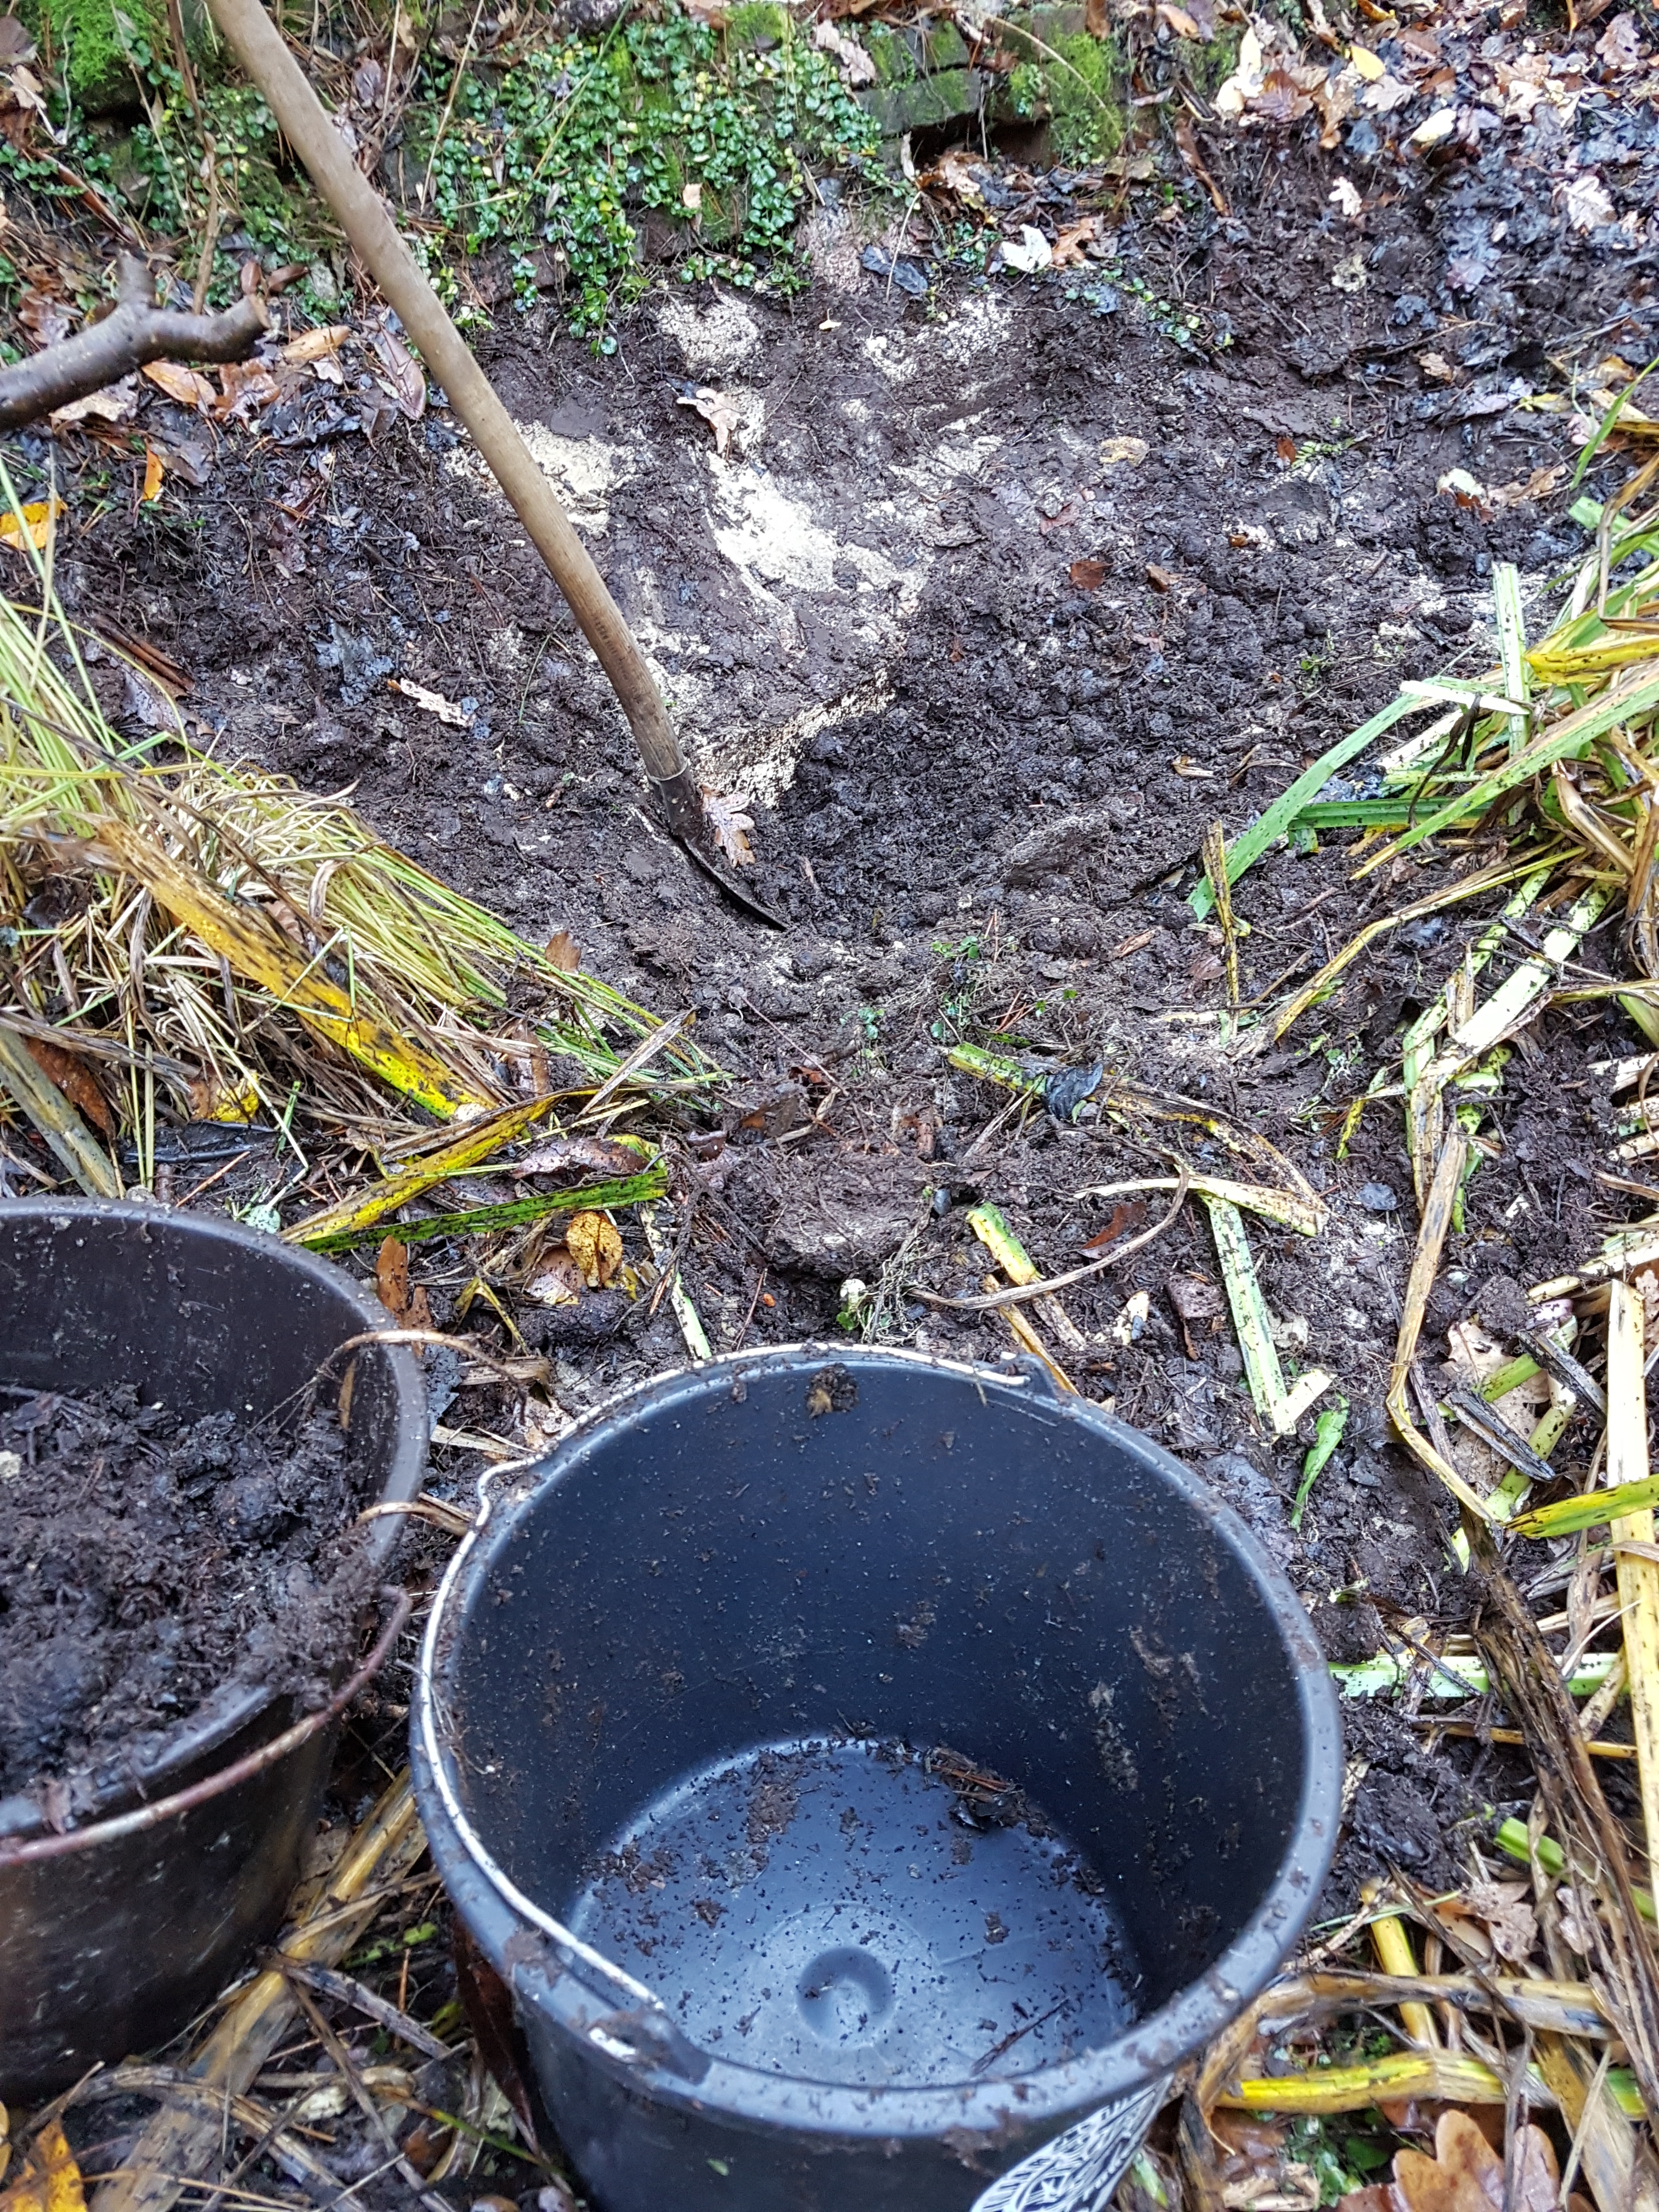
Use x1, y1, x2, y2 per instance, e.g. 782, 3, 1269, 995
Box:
415, 1346, 1340, 2212
0, 1198, 427, 2101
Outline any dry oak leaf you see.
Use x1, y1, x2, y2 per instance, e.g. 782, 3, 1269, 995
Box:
677, 385, 740, 455
703, 787, 756, 868
1438, 1876, 1536, 1964
1392, 2109, 1558, 2212
566, 1208, 623, 1289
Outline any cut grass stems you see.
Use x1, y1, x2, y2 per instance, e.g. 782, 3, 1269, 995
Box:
0, 492, 719, 1199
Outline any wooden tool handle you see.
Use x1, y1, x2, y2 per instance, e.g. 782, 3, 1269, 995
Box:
206, 0, 700, 832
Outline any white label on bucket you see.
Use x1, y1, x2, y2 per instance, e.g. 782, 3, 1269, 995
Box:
969, 2080, 1167, 2212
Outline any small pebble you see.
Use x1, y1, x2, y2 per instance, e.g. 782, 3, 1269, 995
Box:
1359, 1182, 1398, 1212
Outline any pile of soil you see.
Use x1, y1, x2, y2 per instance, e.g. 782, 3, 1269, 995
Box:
0, 1382, 370, 1804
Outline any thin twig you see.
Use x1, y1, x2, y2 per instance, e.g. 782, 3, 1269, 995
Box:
911, 1172, 1188, 1312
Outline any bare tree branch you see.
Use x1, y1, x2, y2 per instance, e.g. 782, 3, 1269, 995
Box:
0, 255, 270, 432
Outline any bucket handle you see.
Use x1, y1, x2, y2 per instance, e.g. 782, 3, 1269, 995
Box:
0, 1587, 413, 1869
417, 1466, 712, 2074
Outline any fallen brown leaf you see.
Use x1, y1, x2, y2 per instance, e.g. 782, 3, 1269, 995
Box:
369, 319, 426, 419
143, 359, 218, 410
1051, 215, 1104, 266
566, 1209, 623, 1289
1438, 1877, 1537, 1965
512, 1136, 643, 1179
1393, 2109, 1555, 2212
0, 2119, 85, 2212
545, 930, 581, 972
1146, 561, 1176, 591
22, 1034, 113, 1135
375, 1237, 432, 1330
703, 788, 756, 868
677, 385, 740, 456
527, 1248, 585, 1306
1069, 557, 1107, 590
1079, 1199, 1148, 1251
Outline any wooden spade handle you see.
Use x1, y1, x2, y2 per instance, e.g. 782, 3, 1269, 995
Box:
206, 0, 701, 834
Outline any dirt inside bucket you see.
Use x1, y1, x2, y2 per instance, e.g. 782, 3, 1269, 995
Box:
0, 1382, 371, 1807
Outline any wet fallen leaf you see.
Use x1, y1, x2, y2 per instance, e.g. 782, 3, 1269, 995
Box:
0, 497, 64, 551
545, 930, 580, 971
282, 322, 353, 365
1560, 172, 1616, 232
140, 442, 165, 504
375, 1237, 432, 1329
50, 378, 138, 426
1596, 9, 1643, 67
1069, 557, 1107, 590
217, 359, 282, 417
812, 17, 874, 82
143, 359, 217, 410
566, 1209, 622, 1289
1100, 435, 1149, 469
1146, 562, 1176, 591
927, 147, 988, 206
17, 287, 71, 348
527, 1248, 586, 1306
1437, 1877, 1537, 1965
677, 386, 740, 456
369, 319, 426, 419
390, 676, 472, 726
1079, 1199, 1148, 1252
22, 1035, 113, 1135
1051, 215, 1104, 266
512, 1136, 644, 1179
703, 788, 755, 868
0, 2120, 85, 2212
1393, 2109, 1556, 2212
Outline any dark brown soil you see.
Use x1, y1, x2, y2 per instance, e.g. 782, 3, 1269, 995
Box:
5, 131, 1651, 1914
0, 1381, 370, 1805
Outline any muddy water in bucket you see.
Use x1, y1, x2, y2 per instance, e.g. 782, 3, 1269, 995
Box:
415, 1346, 1341, 2212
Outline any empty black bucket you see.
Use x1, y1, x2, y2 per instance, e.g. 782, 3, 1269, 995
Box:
0, 1198, 426, 2100
414, 1345, 1340, 2212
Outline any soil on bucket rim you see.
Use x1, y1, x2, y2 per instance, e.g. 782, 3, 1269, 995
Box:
0, 1381, 372, 1813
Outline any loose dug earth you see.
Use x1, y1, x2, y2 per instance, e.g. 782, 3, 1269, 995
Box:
14, 142, 1651, 1917
0, 1382, 369, 1810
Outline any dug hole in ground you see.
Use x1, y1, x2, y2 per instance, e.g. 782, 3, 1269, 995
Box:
2, 0, 1659, 2204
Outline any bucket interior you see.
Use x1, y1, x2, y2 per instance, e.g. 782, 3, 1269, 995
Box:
437, 1353, 1320, 2091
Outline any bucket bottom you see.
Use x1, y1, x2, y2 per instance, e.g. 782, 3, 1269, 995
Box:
567, 1737, 1138, 2089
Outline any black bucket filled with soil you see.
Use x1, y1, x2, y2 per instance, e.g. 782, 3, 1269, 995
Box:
414, 1345, 1340, 2212
0, 1198, 426, 2101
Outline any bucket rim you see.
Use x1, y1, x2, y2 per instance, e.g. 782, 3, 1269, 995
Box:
0, 1195, 428, 1846
414, 1340, 1343, 2138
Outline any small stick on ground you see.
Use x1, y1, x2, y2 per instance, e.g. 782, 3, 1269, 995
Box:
0, 255, 275, 432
